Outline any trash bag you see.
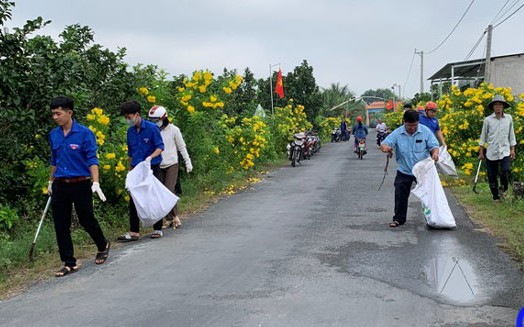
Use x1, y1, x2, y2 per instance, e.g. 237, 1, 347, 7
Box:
125, 161, 179, 227
411, 158, 456, 229
436, 146, 458, 177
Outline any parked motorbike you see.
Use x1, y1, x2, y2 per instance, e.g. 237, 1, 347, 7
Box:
287, 133, 305, 167
355, 138, 367, 160
307, 131, 321, 154
331, 128, 341, 142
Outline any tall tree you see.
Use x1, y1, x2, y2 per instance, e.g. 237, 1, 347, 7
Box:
284, 60, 322, 120
320, 83, 354, 117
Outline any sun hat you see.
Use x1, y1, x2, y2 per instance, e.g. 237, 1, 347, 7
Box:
488, 94, 510, 110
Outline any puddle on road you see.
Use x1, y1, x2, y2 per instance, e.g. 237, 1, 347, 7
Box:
423, 256, 478, 303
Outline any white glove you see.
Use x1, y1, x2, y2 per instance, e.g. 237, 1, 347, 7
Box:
186, 160, 193, 173
47, 181, 53, 195
91, 182, 107, 202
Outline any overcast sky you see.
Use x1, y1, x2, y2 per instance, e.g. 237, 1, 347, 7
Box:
7, 0, 524, 98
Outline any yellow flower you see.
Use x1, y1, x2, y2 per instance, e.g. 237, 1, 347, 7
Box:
103, 164, 111, 171
97, 115, 110, 125
115, 161, 126, 172
199, 85, 207, 93
105, 153, 116, 160
181, 94, 192, 102
91, 108, 103, 116
223, 87, 232, 94
187, 105, 195, 113
214, 147, 220, 155
210, 95, 217, 102
147, 95, 156, 103
192, 71, 202, 82
42, 186, 48, 195
87, 114, 96, 121
121, 144, 128, 152
139, 87, 149, 96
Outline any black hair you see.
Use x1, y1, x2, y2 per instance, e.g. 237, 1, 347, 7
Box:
358, 122, 362, 127
50, 96, 74, 111
403, 109, 420, 123
161, 117, 169, 129
121, 101, 141, 115
403, 103, 413, 109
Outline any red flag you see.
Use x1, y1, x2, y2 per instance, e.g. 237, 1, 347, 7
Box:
275, 69, 284, 99
386, 100, 393, 110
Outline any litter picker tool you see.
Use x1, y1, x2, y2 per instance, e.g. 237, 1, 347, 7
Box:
29, 197, 52, 261
378, 152, 393, 191
472, 160, 482, 194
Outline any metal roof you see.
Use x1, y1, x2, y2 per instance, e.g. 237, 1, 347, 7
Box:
428, 52, 524, 80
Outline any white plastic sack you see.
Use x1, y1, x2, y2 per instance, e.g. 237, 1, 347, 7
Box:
436, 146, 458, 177
411, 158, 456, 229
125, 161, 179, 227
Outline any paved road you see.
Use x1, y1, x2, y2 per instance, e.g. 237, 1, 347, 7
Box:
1, 131, 524, 327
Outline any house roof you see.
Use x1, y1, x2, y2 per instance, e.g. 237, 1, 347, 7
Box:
428, 52, 524, 81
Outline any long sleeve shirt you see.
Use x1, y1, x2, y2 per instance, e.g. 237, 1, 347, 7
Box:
479, 113, 516, 161
159, 124, 191, 169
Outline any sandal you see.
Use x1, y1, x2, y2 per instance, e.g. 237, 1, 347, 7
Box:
389, 221, 402, 228
174, 216, 182, 229
162, 219, 174, 229
55, 265, 79, 278
150, 230, 163, 239
95, 241, 110, 265
117, 232, 139, 242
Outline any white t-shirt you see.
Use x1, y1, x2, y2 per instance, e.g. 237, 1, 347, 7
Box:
376, 123, 387, 133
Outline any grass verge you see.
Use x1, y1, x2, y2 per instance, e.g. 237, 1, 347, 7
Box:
449, 181, 524, 270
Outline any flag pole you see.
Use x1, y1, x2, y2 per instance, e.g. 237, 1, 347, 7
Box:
269, 63, 280, 116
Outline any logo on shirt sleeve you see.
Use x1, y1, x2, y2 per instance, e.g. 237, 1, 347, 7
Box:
69, 144, 80, 150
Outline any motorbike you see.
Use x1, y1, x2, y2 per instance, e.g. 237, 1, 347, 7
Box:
355, 138, 367, 160
307, 131, 321, 154
376, 130, 388, 146
287, 132, 305, 167
331, 128, 341, 142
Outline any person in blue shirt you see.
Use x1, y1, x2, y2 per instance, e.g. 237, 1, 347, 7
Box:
380, 110, 440, 228
418, 101, 446, 147
352, 116, 368, 152
118, 101, 165, 241
47, 96, 110, 277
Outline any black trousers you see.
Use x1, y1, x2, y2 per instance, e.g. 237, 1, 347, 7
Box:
129, 164, 163, 233
486, 156, 511, 200
51, 179, 107, 267
393, 171, 417, 225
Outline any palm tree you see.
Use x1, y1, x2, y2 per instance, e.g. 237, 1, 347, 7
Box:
320, 83, 354, 117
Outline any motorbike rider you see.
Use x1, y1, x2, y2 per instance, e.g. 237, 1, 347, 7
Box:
376, 118, 388, 146
352, 116, 368, 153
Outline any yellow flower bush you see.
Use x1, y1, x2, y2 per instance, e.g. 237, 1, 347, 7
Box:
439, 83, 524, 180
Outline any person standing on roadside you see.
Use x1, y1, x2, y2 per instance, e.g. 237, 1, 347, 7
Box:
419, 101, 446, 147
47, 96, 110, 277
380, 109, 440, 228
148, 105, 192, 229
479, 94, 517, 203
118, 101, 165, 241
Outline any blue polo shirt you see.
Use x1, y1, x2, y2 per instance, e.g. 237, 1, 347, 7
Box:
49, 119, 98, 178
127, 118, 164, 167
382, 124, 439, 176
419, 111, 440, 134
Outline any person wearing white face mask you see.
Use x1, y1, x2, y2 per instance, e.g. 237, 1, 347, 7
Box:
148, 105, 192, 229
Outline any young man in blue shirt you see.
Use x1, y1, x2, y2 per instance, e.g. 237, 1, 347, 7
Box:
380, 110, 440, 227
48, 96, 110, 277
119, 101, 165, 240
419, 101, 446, 147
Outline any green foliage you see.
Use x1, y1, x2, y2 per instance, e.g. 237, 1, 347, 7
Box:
0, 204, 19, 231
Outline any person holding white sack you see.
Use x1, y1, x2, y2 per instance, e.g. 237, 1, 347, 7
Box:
148, 105, 192, 229
380, 110, 440, 228
118, 101, 165, 241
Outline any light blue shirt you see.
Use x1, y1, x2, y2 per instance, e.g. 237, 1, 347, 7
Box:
382, 124, 439, 176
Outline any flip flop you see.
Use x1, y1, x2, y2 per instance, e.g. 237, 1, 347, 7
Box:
150, 230, 163, 239
55, 265, 79, 277
117, 233, 139, 242
95, 241, 110, 264
389, 221, 402, 228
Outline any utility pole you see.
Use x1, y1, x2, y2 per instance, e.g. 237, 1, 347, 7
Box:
484, 25, 493, 84
268, 63, 280, 116
415, 49, 424, 94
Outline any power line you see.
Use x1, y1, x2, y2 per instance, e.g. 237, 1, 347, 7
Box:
403, 49, 416, 95
493, 0, 522, 25
490, 0, 512, 25
426, 0, 476, 54
463, 31, 486, 61
493, 1, 524, 28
